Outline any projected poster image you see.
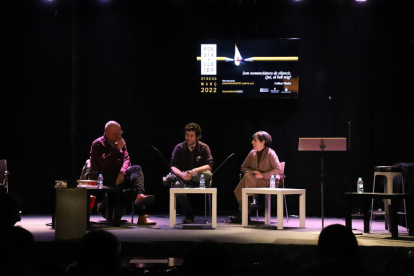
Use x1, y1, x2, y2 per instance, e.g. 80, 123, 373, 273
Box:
197, 38, 299, 99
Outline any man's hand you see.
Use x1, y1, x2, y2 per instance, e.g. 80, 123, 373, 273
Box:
115, 172, 125, 185
115, 138, 126, 150
189, 169, 197, 176
181, 170, 192, 181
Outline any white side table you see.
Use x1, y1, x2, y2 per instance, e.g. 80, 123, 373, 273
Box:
242, 188, 306, 229
169, 188, 217, 228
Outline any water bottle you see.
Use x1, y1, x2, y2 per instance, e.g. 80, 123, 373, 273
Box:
270, 175, 276, 188
357, 177, 364, 193
199, 174, 205, 188
97, 174, 103, 189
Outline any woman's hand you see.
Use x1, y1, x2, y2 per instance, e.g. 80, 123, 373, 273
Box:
253, 171, 263, 179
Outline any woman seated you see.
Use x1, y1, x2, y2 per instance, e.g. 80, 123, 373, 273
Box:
229, 131, 282, 223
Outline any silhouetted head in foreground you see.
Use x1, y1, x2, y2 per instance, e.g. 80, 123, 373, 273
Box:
0, 226, 38, 275
77, 230, 121, 276
297, 224, 363, 276
318, 224, 359, 262
0, 192, 23, 227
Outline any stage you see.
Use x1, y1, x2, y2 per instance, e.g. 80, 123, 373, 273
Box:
17, 214, 414, 276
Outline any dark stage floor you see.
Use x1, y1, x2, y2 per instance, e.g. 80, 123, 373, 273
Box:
21, 214, 414, 246
16, 214, 414, 276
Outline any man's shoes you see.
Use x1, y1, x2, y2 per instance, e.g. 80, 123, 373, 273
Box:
229, 212, 250, 224
182, 216, 194, 224
249, 203, 259, 214
111, 219, 122, 227
137, 215, 156, 225
97, 201, 108, 219
134, 194, 155, 206
229, 214, 241, 223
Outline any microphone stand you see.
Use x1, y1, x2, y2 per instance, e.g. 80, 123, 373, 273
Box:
211, 153, 236, 184
329, 96, 352, 193
320, 142, 326, 229
190, 146, 194, 188
205, 153, 235, 222
152, 145, 186, 187
329, 96, 359, 233
348, 120, 352, 193
151, 145, 171, 170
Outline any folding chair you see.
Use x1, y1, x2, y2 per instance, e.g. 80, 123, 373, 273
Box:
0, 159, 9, 193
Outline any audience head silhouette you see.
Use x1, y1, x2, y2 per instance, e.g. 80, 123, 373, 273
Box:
318, 224, 359, 262
0, 226, 38, 276
0, 192, 23, 227
306, 224, 363, 276
297, 224, 363, 276
76, 230, 121, 276
183, 239, 232, 276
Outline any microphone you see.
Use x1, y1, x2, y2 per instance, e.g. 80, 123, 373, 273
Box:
327, 96, 352, 192
328, 95, 350, 121
212, 153, 235, 175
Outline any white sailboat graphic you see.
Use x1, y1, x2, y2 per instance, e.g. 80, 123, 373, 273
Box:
234, 44, 242, 66
225, 44, 253, 66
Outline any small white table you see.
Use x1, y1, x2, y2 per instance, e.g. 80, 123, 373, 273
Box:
242, 188, 306, 229
169, 188, 217, 228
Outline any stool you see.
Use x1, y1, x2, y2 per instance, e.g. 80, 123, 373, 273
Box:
370, 166, 408, 232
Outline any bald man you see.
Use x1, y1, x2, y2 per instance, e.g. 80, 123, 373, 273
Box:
90, 121, 156, 225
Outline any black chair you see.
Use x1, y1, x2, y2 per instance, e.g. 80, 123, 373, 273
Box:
0, 159, 9, 193
80, 159, 136, 223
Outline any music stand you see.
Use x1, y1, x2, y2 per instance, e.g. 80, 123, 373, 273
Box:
298, 138, 347, 229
